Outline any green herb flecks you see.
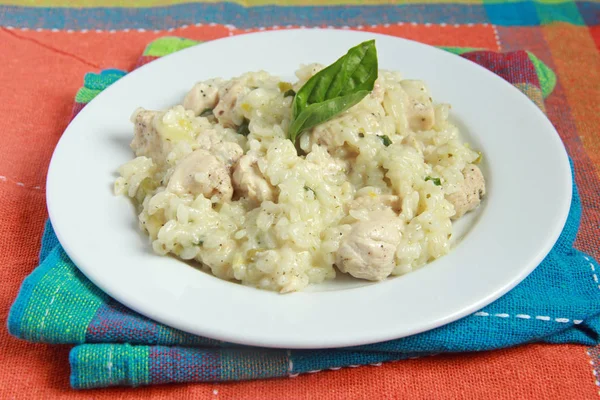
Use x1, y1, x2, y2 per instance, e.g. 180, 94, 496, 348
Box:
378, 135, 392, 146
425, 176, 442, 186
304, 186, 316, 198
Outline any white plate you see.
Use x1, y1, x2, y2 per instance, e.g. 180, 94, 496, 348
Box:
46, 29, 571, 349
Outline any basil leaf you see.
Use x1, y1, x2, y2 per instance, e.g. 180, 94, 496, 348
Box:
289, 91, 369, 142
425, 176, 442, 186
293, 40, 378, 117
378, 135, 392, 146
289, 40, 378, 142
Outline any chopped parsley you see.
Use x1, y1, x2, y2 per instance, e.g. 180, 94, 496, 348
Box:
425, 176, 442, 186
304, 186, 316, 197
378, 135, 392, 146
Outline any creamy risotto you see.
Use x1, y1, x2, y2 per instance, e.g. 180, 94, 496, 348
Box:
115, 41, 485, 293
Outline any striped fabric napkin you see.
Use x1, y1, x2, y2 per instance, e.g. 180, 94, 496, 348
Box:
8, 37, 600, 389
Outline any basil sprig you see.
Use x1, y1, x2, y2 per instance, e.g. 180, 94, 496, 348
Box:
288, 40, 378, 143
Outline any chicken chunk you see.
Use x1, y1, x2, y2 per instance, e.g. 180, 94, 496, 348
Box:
400, 80, 435, 131
167, 149, 233, 201
130, 109, 171, 165
182, 79, 222, 116
213, 80, 247, 128
232, 154, 277, 205
445, 164, 486, 219
336, 218, 401, 281
304, 111, 381, 157
211, 141, 244, 168
194, 127, 228, 151
193, 127, 244, 167
309, 123, 342, 150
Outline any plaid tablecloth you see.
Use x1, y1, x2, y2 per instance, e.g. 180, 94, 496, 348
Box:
1, 1, 599, 398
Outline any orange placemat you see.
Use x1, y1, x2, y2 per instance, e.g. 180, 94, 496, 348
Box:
1, 1, 600, 398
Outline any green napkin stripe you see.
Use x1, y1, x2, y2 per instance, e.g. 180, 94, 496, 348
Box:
439, 46, 555, 99
19, 257, 107, 343
527, 51, 557, 99
438, 46, 480, 55
75, 87, 103, 104
143, 36, 202, 57
71, 344, 150, 389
